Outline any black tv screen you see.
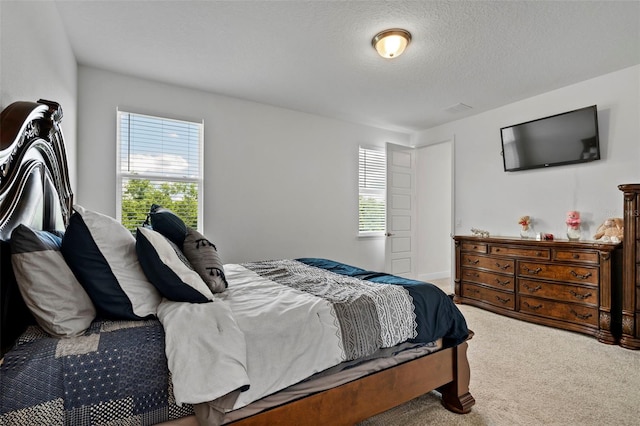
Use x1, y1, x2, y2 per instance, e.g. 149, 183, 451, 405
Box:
500, 105, 600, 172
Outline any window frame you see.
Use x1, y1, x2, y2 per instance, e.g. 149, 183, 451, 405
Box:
115, 109, 204, 232
358, 145, 386, 238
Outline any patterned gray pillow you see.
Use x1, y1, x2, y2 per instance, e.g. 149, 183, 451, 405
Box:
182, 228, 228, 293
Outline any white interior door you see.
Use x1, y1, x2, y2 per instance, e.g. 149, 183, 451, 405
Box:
385, 143, 416, 278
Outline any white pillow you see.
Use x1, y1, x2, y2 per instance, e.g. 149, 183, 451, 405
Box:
11, 224, 96, 336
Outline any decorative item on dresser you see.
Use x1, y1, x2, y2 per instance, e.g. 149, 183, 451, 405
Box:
454, 235, 622, 344
565, 211, 582, 241
618, 184, 640, 349
518, 215, 532, 239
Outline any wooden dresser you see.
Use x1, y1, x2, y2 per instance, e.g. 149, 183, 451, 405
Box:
454, 235, 622, 343
619, 184, 640, 349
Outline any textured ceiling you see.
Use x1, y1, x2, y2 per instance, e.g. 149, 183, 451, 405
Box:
54, 0, 640, 133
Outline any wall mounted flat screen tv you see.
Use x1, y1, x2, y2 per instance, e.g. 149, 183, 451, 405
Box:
500, 105, 600, 172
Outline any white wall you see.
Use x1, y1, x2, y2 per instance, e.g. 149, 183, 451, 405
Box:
77, 66, 410, 269
416, 65, 640, 241
0, 1, 78, 189
416, 141, 452, 281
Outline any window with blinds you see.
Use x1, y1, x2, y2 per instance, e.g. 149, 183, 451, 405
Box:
116, 111, 203, 232
358, 146, 386, 235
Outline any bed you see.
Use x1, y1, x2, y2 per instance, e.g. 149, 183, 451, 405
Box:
0, 99, 475, 425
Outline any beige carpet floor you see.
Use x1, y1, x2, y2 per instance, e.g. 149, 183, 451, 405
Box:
358, 280, 640, 426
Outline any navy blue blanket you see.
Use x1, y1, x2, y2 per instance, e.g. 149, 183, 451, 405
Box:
296, 258, 470, 347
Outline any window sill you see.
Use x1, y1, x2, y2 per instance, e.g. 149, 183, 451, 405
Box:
358, 232, 385, 239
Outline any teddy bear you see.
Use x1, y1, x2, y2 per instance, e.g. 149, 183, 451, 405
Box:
593, 218, 624, 242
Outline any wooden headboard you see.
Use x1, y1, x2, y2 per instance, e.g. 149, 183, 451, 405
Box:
0, 99, 73, 355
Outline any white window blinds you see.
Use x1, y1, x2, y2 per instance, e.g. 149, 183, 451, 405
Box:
117, 111, 203, 232
359, 146, 386, 235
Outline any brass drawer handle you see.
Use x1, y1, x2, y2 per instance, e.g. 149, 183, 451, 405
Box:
570, 270, 592, 280
523, 267, 542, 275
467, 258, 480, 265
523, 283, 541, 293
466, 288, 480, 294
569, 290, 593, 300
496, 262, 511, 270
523, 301, 543, 310
495, 296, 511, 304
495, 278, 511, 287
570, 309, 593, 320
572, 254, 580, 259
465, 272, 480, 278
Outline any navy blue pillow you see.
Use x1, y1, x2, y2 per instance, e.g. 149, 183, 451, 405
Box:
136, 227, 214, 303
61, 206, 161, 320
148, 204, 188, 248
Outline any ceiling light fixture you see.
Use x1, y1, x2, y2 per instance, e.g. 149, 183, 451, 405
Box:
372, 28, 412, 59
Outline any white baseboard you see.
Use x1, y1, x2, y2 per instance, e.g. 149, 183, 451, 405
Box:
418, 271, 453, 293
417, 271, 450, 281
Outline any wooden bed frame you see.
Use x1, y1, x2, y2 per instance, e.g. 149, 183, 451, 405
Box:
0, 100, 475, 425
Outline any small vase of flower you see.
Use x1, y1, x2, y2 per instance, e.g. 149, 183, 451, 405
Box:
566, 211, 581, 241
518, 215, 532, 238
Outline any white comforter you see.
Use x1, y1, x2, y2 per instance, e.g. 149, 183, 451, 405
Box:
157, 263, 346, 411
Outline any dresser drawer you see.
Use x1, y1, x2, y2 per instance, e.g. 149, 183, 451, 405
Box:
553, 249, 599, 264
461, 241, 487, 253
519, 296, 598, 326
519, 262, 598, 285
461, 283, 515, 310
518, 279, 597, 307
460, 254, 514, 274
490, 245, 550, 260
461, 267, 515, 291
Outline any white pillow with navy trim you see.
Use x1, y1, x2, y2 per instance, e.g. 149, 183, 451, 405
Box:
61, 205, 162, 320
136, 226, 215, 303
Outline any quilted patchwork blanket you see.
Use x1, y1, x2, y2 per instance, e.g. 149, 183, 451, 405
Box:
0, 320, 193, 425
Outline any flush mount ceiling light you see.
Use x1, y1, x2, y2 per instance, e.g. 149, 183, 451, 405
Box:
372, 28, 412, 59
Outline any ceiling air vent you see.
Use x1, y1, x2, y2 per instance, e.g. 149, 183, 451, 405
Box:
444, 103, 473, 114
